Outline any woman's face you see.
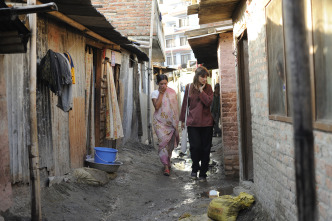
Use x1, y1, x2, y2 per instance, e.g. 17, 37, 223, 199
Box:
158, 79, 168, 90
198, 75, 207, 85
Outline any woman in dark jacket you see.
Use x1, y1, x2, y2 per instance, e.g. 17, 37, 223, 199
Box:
179, 66, 214, 181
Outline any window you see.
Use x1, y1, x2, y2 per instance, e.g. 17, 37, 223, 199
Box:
179, 17, 189, 27
265, 0, 332, 130
312, 0, 332, 125
172, 55, 176, 65
166, 56, 176, 65
180, 37, 188, 46
166, 39, 174, 48
266, 0, 290, 118
181, 54, 191, 66
166, 57, 172, 65
266, 0, 294, 121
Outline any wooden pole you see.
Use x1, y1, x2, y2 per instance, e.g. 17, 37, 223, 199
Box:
282, 1, 317, 220
28, 0, 42, 220
147, 0, 155, 145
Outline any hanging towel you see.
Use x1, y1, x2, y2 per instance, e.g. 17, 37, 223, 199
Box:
105, 62, 124, 139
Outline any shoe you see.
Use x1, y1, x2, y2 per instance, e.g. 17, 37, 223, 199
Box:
191, 172, 197, 179
164, 169, 170, 176
179, 152, 186, 157
198, 176, 207, 182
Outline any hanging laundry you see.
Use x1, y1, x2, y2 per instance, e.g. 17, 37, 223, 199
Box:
57, 53, 73, 112
105, 62, 124, 139
38, 49, 62, 96
38, 49, 73, 112
64, 52, 76, 84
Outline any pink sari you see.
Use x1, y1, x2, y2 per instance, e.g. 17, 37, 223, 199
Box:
153, 87, 179, 166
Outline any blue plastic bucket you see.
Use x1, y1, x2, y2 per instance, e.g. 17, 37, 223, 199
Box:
94, 147, 118, 164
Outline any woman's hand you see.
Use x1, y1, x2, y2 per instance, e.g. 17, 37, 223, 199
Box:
181, 122, 185, 129
159, 86, 166, 94
199, 83, 206, 92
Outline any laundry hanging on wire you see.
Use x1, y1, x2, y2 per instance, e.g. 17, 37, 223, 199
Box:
38, 49, 76, 112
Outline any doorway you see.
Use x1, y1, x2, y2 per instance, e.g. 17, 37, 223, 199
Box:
237, 30, 254, 181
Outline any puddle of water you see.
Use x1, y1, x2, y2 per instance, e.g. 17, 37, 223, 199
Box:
199, 186, 234, 198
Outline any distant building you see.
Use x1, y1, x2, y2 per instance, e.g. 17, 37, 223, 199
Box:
159, 0, 199, 69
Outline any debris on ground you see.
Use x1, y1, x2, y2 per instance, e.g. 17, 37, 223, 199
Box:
209, 190, 219, 198
179, 212, 191, 220
207, 192, 255, 221
73, 167, 109, 186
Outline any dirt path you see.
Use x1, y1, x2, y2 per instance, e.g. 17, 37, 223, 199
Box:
5, 137, 268, 221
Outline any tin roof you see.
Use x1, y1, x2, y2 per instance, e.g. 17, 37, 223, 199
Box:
0, 2, 31, 53
40, 0, 149, 61
185, 23, 233, 69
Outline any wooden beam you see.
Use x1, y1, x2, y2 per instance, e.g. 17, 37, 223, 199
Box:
28, 0, 42, 220
94, 50, 102, 148
85, 38, 120, 50
187, 4, 199, 15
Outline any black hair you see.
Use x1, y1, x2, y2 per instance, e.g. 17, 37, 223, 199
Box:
156, 74, 168, 84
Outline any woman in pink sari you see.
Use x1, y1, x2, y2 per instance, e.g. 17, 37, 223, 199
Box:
152, 74, 179, 176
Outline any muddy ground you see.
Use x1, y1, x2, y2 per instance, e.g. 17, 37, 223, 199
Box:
3, 136, 270, 221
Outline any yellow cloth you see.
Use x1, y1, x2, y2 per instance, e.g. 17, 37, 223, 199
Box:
64, 52, 76, 84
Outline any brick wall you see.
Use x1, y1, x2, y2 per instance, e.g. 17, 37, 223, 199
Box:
92, 0, 152, 36
0, 55, 12, 212
218, 32, 239, 177
233, 0, 332, 220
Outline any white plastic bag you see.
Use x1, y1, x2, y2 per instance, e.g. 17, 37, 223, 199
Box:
181, 127, 188, 153
180, 83, 190, 154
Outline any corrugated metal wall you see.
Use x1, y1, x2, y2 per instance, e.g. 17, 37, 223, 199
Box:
4, 53, 30, 183
5, 17, 88, 183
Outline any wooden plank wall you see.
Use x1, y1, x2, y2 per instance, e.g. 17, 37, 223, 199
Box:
46, 19, 86, 174
69, 97, 86, 168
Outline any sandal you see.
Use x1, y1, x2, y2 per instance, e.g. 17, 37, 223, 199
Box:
163, 169, 170, 176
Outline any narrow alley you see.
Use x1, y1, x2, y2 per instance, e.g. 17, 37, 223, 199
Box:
4, 136, 266, 221
1, 0, 332, 220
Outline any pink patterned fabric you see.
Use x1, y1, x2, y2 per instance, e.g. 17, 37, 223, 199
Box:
153, 87, 179, 166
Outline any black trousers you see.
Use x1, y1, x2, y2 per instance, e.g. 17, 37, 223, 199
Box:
187, 126, 213, 177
